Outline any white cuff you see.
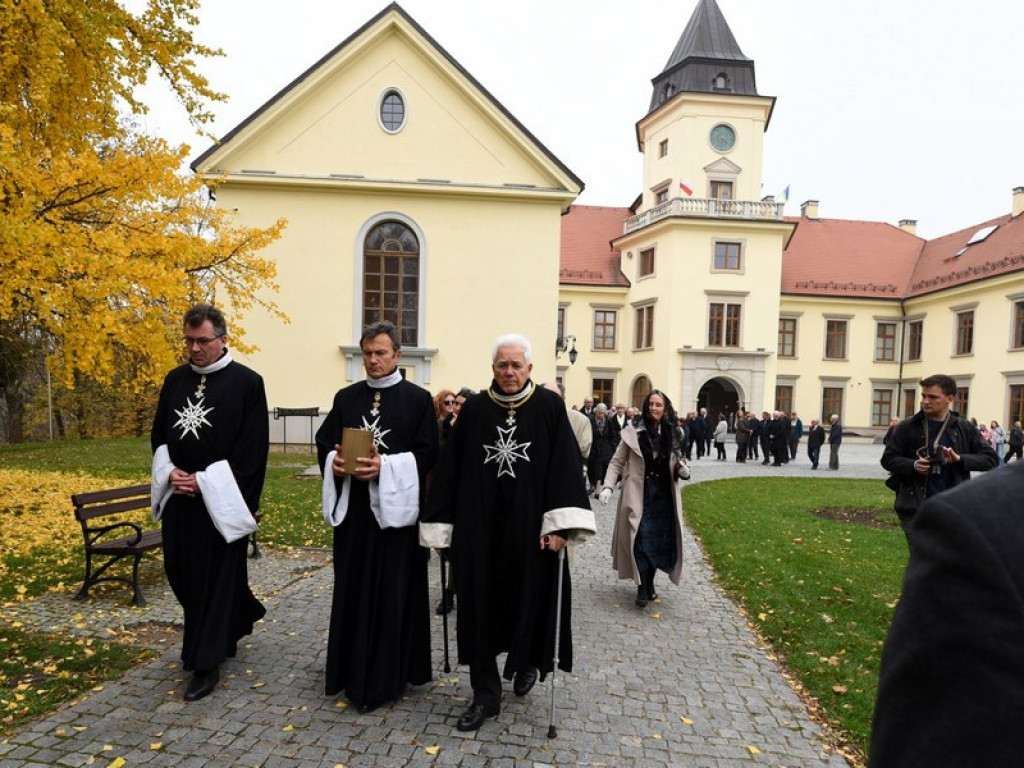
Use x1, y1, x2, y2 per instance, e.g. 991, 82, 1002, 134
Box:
419, 522, 453, 549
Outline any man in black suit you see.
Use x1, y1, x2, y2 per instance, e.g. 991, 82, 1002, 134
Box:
806, 418, 826, 469
870, 462, 1024, 767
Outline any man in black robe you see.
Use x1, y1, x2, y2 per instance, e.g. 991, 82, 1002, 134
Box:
421, 333, 596, 732
151, 304, 268, 701
316, 320, 438, 712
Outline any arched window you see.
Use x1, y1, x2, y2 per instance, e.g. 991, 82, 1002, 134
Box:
363, 220, 419, 346
712, 72, 731, 92
631, 375, 653, 408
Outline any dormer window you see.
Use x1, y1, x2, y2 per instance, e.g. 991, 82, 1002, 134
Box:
660, 83, 675, 103
712, 72, 731, 92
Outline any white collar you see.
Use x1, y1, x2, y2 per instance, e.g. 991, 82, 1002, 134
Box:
190, 350, 233, 375
367, 370, 402, 389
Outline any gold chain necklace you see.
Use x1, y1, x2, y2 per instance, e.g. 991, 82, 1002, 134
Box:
487, 384, 536, 426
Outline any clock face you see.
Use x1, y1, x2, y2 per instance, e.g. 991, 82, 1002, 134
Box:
710, 124, 736, 152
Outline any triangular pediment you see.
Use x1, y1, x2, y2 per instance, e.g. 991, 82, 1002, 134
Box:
192, 3, 581, 196
704, 157, 742, 175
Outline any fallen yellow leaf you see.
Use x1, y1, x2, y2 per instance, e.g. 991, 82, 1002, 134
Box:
680, 717, 694, 725
832, 685, 848, 694
283, 724, 294, 731
747, 746, 762, 755
650, 612, 662, 619
151, 742, 163, 750
652, 733, 663, 739
424, 746, 440, 755
102, 745, 112, 751
109, 758, 127, 768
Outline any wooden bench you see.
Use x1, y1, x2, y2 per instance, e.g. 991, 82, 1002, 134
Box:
72, 483, 161, 606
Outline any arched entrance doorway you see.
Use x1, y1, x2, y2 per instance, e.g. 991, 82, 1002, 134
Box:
631, 375, 652, 408
697, 377, 741, 427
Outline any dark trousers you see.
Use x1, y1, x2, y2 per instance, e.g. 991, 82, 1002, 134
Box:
788, 436, 799, 460
470, 657, 503, 709
736, 443, 747, 462
1007, 444, 1023, 462
808, 444, 821, 469
749, 437, 759, 458
760, 437, 771, 462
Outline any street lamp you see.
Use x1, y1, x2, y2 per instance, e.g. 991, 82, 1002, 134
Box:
556, 335, 578, 365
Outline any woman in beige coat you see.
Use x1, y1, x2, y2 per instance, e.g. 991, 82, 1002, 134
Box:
599, 390, 688, 607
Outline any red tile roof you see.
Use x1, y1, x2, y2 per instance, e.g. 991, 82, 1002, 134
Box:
560, 204, 1024, 299
908, 214, 1024, 297
559, 205, 631, 287
781, 217, 922, 299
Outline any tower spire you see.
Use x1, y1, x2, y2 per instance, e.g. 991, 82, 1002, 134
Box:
649, 0, 758, 112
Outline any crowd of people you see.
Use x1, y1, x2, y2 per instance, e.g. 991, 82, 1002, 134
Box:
152, 307, 1021, 753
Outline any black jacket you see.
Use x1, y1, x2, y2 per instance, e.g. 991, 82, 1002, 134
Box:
880, 410, 998, 516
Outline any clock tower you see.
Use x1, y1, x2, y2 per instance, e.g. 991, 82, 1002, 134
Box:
613, 0, 794, 416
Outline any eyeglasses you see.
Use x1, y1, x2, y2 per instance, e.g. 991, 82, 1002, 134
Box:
183, 335, 223, 347
443, 399, 455, 405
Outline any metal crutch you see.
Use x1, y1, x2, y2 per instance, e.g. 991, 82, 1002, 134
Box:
548, 545, 567, 739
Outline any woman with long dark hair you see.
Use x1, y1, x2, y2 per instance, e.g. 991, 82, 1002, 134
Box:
599, 390, 688, 607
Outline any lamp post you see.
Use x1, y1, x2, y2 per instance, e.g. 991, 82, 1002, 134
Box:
556, 335, 578, 365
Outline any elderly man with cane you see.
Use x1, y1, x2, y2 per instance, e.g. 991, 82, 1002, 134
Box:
421, 333, 595, 733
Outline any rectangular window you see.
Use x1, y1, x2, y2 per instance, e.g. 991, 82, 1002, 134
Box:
592, 377, 614, 407
655, 188, 669, 204
658, 139, 668, 158
955, 387, 969, 418
708, 303, 741, 347
822, 387, 844, 422
875, 322, 897, 361
778, 318, 797, 358
872, 389, 893, 427
635, 305, 654, 349
593, 309, 617, 351
1010, 384, 1024, 426
775, 385, 793, 414
1014, 302, 1024, 349
903, 388, 917, 419
639, 247, 655, 278
714, 241, 742, 270
710, 180, 733, 200
557, 306, 566, 345
825, 319, 848, 359
906, 319, 923, 361
955, 310, 974, 355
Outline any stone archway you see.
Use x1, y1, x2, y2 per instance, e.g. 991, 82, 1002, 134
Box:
697, 377, 741, 427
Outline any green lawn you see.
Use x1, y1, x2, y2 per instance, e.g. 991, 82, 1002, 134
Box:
685, 477, 905, 760
0, 438, 324, 734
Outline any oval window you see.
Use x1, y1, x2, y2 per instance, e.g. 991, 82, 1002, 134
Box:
379, 89, 406, 133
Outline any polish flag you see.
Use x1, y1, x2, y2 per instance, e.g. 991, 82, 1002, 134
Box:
679, 179, 694, 197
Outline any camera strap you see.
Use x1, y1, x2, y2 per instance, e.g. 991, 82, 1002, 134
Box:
924, 412, 952, 457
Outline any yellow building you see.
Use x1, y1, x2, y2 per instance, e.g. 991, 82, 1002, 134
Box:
196, 0, 1024, 443
558, 0, 1024, 436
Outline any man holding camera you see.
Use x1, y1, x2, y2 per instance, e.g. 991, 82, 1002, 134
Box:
881, 374, 997, 542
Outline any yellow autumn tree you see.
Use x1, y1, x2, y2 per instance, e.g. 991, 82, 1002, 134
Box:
0, 0, 285, 441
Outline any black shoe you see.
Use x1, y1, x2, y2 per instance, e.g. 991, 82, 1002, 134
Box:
648, 588, 658, 601
456, 702, 499, 731
435, 590, 456, 615
635, 586, 648, 608
513, 667, 538, 697
357, 700, 386, 714
184, 668, 219, 701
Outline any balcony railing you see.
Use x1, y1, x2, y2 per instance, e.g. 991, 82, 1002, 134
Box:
623, 197, 786, 234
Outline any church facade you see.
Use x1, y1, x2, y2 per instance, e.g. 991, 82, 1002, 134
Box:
195, 1, 1024, 442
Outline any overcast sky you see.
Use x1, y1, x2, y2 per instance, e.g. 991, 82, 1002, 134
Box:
138, 0, 1024, 240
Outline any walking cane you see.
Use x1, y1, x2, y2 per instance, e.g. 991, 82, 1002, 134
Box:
547, 545, 567, 739
440, 551, 451, 674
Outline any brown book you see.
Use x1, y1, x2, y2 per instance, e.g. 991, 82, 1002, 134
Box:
339, 428, 373, 474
